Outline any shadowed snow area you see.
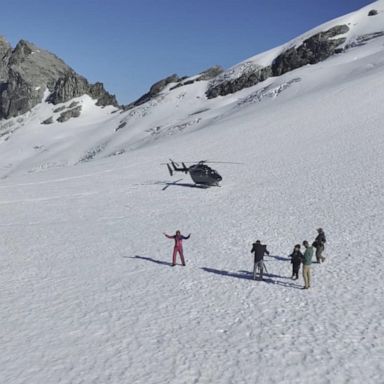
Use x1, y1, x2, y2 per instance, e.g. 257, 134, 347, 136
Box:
1, 2, 384, 384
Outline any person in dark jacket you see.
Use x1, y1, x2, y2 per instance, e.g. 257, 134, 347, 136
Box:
289, 244, 303, 280
313, 228, 326, 263
164, 230, 191, 266
251, 240, 270, 280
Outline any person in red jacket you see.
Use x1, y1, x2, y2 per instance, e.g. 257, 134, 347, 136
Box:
163, 230, 191, 266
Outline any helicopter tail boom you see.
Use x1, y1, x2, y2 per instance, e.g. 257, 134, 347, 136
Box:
169, 159, 189, 174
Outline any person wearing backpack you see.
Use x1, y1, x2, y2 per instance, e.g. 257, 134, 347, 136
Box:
289, 244, 303, 280
251, 240, 270, 280
313, 228, 326, 263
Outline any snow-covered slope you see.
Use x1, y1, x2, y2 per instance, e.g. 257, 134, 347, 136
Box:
1, 2, 384, 384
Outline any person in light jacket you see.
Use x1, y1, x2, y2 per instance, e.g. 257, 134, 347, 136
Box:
302, 240, 314, 289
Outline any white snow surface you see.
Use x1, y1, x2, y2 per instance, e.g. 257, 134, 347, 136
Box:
1, 2, 384, 383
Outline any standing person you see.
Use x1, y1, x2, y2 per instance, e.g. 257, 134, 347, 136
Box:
313, 228, 326, 263
302, 240, 314, 289
289, 244, 303, 280
163, 230, 191, 266
251, 240, 270, 280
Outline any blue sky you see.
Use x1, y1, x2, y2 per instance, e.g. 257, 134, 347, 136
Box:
1, 0, 375, 104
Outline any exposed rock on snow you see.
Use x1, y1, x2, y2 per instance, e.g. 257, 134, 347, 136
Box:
56, 105, 82, 122
115, 121, 127, 132
79, 142, 108, 162
170, 66, 225, 91
237, 77, 301, 106
206, 63, 272, 98
271, 25, 349, 76
206, 25, 349, 98
41, 116, 54, 125
345, 31, 384, 49
53, 105, 66, 113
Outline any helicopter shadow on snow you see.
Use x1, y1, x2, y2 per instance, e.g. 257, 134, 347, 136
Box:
201, 267, 302, 289
154, 179, 211, 191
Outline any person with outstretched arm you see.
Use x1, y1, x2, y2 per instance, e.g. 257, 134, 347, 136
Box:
163, 230, 191, 266
251, 240, 270, 280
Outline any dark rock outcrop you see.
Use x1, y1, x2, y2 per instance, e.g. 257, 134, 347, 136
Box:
170, 65, 225, 91
115, 121, 127, 132
0, 68, 38, 118
57, 106, 82, 122
206, 65, 272, 99
0, 37, 119, 120
47, 73, 89, 105
41, 116, 54, 125
206, 25, 349, 99
271, 25, 349, 76
368, 9, 378, 16
89, 82, 119, 107
47, 73, 118, 107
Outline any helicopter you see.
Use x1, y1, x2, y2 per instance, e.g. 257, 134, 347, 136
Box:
163, 159, 239, 187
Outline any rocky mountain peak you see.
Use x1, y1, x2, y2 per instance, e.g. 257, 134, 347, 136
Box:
0, 37, 119, 120
9, 39, 34, 63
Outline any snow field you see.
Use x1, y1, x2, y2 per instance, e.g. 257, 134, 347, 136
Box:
1, 53, 384, 382
1, 3, 384, 382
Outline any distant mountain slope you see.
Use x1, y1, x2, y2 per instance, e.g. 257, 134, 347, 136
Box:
206, 0, 384, 98
0, 0, 383, 178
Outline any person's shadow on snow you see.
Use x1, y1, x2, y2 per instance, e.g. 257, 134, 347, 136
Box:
260, 278, 302, 289
201, 267, 253, 280
202, 267, 302, 289
238, 270, 291, 280
126, 255, 174, 267
267, 255, 290, 262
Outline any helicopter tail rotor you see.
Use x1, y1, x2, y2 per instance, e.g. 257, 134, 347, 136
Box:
167, 163, 173, 176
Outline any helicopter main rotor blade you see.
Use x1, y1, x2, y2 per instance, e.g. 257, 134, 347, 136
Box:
205, 161, 244, 164
179, 160, 244, 165
162, 159, 244, 165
